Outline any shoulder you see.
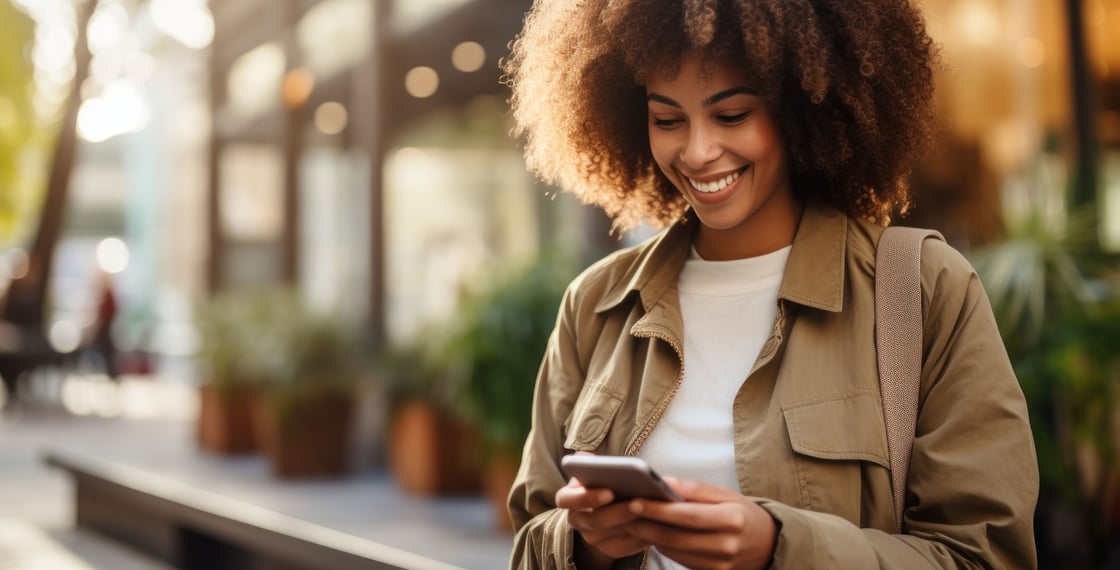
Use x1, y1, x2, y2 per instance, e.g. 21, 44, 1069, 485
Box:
845, 215, 982, 310
849, 215, 979, 286
563, 235, 657, 311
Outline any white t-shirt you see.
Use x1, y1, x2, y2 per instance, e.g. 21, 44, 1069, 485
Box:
638, 244, 790, 569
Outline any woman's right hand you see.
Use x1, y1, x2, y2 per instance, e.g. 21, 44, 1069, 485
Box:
556, 477, 649, 566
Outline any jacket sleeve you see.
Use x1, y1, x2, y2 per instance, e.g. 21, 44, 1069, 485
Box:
760, 240, 1039, 569
508, 284, 586, 570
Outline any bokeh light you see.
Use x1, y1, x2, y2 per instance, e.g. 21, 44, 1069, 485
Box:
48, 320, 81, 354
314, 101, 348, 135
451, 41, 486, 73
282, 67, 315, 109
96, 237, 130, 274
3, 249, 29, 280
150, 0, 214, 49
87, 2, 128, 55
77, 80, 150, 142
404, 66, 439, 98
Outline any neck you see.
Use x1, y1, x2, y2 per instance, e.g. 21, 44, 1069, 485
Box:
693, 194, 804, 261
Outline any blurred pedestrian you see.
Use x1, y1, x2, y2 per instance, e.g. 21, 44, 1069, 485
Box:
503, 1, 1038, 568
85, 270, 118, 380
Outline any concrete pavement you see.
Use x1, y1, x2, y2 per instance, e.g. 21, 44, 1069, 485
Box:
0, 374, 513, 570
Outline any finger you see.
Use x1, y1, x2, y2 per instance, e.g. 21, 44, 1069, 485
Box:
625, 503, 777, 568
662, 477, 745, 504
568, 500, 644, 532
557, 483, 614, 511
622, 519, 735, 559
629, 498, 749, 532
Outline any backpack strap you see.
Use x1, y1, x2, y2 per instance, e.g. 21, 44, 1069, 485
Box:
875, 226, 944, 533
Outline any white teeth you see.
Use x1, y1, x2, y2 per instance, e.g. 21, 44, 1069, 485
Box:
687, 169, 743, 193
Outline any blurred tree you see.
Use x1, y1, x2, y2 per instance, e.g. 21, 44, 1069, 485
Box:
1065, 0, 1099, 213
0, 1, 37, 240
1, 0, 98, 326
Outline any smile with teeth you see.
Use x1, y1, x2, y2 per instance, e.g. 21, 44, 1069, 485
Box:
686, 166, 748, 193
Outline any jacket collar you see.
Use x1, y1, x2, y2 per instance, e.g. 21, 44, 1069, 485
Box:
594, 215, 697, 313
594, 200, 848, 314
778, 201, 847, 312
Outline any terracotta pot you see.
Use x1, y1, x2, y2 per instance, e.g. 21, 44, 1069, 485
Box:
256, 393, 354, 478
196, 384, 258, 453
483, 451, 520, 533
389, 400, 482, 495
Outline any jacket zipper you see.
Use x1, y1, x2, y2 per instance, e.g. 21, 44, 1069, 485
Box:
751, 302, 788, 374
624, 329, 685, 457
624, 329, 684, 570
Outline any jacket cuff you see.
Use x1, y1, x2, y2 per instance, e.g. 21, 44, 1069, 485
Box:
755, 500, 877, 568
512, 508, 577, 569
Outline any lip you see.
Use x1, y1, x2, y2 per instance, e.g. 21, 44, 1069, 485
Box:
680, 165, 749, 204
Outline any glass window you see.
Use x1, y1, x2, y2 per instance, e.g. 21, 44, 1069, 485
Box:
297, 0, 372, 79
226, 42, 285, 119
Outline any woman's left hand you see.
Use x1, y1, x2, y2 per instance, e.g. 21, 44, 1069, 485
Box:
620, 477, 777, 570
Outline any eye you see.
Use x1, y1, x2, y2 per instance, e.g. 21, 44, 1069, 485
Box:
717, 111, 750, 125
652, 117, 684, 129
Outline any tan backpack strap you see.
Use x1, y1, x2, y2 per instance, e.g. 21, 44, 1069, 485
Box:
875, 226, 944, 533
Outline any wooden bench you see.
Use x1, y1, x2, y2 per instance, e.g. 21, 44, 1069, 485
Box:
0, 323, 68, 405
43, 450, 465, 570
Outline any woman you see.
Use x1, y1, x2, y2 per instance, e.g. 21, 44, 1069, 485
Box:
503, 1, 1038, 568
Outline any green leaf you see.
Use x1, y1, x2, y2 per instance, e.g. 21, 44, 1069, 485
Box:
0, 1, 40, 242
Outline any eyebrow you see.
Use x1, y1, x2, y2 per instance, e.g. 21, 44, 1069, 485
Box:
646, 86, 759, 108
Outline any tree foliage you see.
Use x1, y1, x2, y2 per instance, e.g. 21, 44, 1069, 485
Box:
0, 1, 40, 242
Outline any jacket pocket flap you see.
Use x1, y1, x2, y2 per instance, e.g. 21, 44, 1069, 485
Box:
563, 381, 624, 451
782, 393, 890, 468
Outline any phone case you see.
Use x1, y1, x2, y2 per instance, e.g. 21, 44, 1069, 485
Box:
560, 455, 683, 502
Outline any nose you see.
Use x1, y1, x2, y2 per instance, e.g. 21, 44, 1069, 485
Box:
680, 123, 722, 170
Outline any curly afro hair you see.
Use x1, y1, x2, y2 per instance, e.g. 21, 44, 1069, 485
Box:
503, 0, 939, 230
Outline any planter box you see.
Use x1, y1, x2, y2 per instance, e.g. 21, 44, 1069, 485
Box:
483, 452, 519, 533
389, 400, 482, 495
256, 393, 354, 478
196, 384, 258, 454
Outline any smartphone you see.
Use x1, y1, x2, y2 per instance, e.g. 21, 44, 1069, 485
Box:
560, 455, 683, 502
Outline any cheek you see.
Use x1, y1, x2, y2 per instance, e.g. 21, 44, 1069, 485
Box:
647, 130, 675, 173
748, 119, 786, 162
733, 126, 784, 167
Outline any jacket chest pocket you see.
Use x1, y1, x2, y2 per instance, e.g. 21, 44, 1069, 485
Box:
563, 381, 625, 452
781, 392, 892, 525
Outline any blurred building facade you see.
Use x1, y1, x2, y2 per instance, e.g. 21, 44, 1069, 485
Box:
3, 0, 1118, 375
205, 0, 617, 347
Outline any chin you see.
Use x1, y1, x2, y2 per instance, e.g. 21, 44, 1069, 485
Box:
692, 209, 751, 231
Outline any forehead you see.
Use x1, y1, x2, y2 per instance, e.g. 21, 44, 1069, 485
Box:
645, 53, 752, 92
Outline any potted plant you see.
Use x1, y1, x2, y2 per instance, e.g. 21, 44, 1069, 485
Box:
252, 295, 369, 478
381, 339, 482, 496
440, 252, 576, 531
194, 292, 273, 454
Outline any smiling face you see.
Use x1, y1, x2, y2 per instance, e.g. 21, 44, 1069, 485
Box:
646, 53, 802, 260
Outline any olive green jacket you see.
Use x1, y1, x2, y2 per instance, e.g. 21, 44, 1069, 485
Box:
509, 202, 1038, 569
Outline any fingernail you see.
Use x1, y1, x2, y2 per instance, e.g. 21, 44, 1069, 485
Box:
629, 501, 644, 514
